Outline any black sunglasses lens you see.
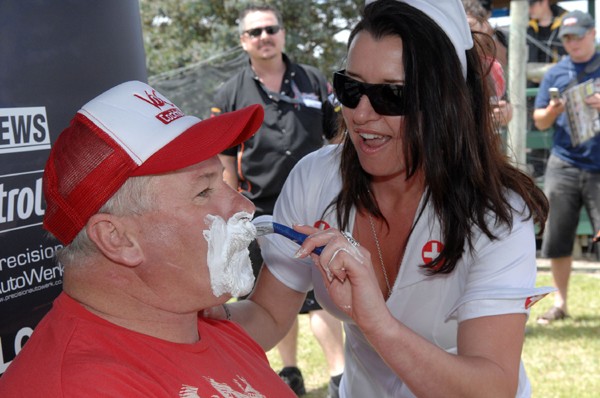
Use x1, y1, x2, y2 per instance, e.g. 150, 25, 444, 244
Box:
333, 71, 405, 115
265, 26, 280, 35
369, 85, 405, 115
247, 25, 280, 37
334, 72, 361, 108
247, 28, 261, 37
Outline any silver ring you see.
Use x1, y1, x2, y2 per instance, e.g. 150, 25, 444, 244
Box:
341, 231, 360, 247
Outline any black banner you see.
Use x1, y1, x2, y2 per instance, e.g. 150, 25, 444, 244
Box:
0, 0, 147, 374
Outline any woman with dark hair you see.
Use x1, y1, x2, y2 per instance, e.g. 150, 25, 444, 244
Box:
219, 1, 552, 396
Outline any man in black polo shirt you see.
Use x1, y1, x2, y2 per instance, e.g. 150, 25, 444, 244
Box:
211, 4, 343, 398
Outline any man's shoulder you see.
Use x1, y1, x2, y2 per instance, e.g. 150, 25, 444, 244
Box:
539, 62, 567, 89
294, 62, 327, 83
296, 62, 324, 76
0, 299, 79, 396
212, 65, 256, 112
547, 57, 572, 74
551, 4, 568, 19
218, 67, 253, 93
291, 62, 329, 100
588, 53, 600, 72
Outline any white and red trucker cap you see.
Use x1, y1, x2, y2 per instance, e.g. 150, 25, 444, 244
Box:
43, 80, 264, 244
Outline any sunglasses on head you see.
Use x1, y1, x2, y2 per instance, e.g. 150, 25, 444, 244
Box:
244, 25, 281, 38
333, 70, 407, 116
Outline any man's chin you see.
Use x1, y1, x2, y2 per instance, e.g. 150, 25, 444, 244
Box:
258, 50, 278, 60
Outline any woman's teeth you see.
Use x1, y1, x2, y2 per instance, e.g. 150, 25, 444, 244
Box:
360, 133, 383, 140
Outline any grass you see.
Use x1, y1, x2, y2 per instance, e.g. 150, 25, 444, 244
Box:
266, 318, 334, 398
524, 272, 600, 397
266, 271, 600, 398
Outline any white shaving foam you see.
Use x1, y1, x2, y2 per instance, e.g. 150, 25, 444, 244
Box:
203, 211, 257, 298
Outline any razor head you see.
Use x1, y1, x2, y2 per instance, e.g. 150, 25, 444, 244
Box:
252, 214, 274, 236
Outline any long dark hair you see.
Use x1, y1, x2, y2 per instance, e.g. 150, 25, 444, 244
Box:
333, 0, 548, 274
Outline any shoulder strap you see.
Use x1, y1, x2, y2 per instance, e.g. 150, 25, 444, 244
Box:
583, 54, 600, 76
299, 63, 329, 102
565, 55, 600, 91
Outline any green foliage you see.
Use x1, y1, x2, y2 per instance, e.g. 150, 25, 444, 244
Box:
139, 0, 364, 78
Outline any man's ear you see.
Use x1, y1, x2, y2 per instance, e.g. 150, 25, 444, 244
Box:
240, 35, 249, 51
86, 214, 143, 267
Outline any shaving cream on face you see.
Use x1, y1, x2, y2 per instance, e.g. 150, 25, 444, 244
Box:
203, 211, 257, 298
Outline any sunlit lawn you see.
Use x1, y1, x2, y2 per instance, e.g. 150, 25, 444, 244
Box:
266, 271, 600, 397
524, 272, 600, 398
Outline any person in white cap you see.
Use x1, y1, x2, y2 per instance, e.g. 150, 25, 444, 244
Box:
0, 81, 296, 397
533, 9, 600, 325
212, 1, 553, 397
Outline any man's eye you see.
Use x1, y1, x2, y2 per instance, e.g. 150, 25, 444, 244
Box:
198, 188, 213, 198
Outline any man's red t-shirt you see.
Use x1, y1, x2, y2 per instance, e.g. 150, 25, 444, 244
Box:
0, 293, 294, 397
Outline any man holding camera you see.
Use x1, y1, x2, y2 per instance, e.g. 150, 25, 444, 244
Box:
533, 10, 600, 324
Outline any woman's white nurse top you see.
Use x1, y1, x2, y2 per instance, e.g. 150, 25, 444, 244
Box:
260, 145, 553, 398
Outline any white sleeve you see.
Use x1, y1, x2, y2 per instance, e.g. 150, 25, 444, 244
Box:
445, 194, 555, 322
260, 146, 342, 293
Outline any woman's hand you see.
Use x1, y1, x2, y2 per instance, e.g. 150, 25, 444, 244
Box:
293, 224, 393, 333
492, 99, 512, 126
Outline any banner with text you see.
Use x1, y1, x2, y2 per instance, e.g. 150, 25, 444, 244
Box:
0, 0, 147, 374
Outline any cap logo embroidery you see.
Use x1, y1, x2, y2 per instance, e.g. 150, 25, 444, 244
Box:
563, 17, 579, 26
134, 89, 184, 125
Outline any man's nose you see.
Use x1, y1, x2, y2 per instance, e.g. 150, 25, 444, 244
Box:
228, 188, 256, 217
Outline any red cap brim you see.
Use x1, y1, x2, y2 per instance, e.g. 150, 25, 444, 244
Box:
132, 104, 264, 176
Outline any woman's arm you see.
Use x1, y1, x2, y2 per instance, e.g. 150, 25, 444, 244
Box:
294, 224, 526, 398
364, 311, 525, 398
226, 267, 307, 351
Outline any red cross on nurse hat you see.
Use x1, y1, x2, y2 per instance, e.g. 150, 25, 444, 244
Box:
43, 80, 263, 244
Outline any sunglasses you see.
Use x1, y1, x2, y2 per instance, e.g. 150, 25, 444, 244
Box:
333, 70, 406, 115
244, 25, 281, 38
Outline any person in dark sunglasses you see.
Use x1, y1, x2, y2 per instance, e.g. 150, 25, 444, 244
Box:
244, 24, 281, 38
211, 4, 345, 397
214, 1, 552, 397
333, 70, 406, 116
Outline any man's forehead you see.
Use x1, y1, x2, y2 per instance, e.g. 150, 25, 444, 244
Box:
183, 156, 221, 174
244, 11, 278, 26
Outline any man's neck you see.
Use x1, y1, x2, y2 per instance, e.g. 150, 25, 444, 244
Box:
64, 270, 201, 344
571, 51, 597, 64
250, 55, 286, 92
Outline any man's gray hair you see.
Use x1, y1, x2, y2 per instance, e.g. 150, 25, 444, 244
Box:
238, 4, 284, 36
56, 175, 156, 265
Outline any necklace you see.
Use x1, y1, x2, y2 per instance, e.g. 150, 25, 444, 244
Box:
368, 214, 392, 298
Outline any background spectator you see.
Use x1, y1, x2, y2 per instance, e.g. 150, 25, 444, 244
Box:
211, 4, 344, 396
532, 10, 600, 324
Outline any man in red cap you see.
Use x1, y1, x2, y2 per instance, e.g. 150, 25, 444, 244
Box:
0, 81, 295, 397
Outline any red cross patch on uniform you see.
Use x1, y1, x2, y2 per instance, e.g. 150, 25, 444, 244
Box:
313, 220, 331, 230
422, 240, 444, 263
